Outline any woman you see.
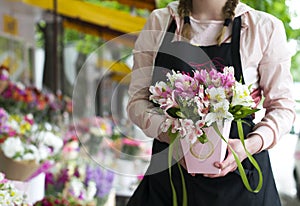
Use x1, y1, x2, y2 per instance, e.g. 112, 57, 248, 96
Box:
126, 0, 296, 205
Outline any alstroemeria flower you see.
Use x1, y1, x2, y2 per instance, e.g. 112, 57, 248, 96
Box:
161, 91, 179, 112
205, 101, 233, 126
231, 82, 255, 107
179, 119, 194, 139
174, 75, 198, 98
149, 81, 171, 104
207, 87, 226, 103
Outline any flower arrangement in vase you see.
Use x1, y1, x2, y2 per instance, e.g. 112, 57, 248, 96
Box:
150, 67, 263, 204
0, 108, 63, 181
35, 162, 114, 206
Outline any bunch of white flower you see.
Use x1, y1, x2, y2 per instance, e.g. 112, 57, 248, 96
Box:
0, 173, 29, 206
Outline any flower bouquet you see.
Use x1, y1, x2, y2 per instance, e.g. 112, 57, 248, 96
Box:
0, 108, 63, 181
0, 172, 29, 205
149, 67, 263, 203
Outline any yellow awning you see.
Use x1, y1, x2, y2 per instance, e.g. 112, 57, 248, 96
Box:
99, 60, 131, 84
108, 0, 156, 10
22, 0, 147, 34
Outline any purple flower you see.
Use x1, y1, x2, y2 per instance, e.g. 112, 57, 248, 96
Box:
85, 166, 114, 198
58, 168, 70, 185
45, 172, 55, 189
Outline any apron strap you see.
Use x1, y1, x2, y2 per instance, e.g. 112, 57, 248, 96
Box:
160, 17, 244, 84
160, 19, 177, 47
231, 16, 244, 83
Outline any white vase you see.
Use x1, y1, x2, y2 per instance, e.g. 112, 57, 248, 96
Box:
12, 172, 45, 204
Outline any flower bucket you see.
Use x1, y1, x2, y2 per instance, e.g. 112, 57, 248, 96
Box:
0, 151, 39, 181
180, 120, 232, 174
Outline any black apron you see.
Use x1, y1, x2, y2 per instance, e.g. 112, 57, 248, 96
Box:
127, 17, 281, 206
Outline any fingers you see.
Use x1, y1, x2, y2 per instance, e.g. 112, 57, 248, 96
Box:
203, 149, 237, 178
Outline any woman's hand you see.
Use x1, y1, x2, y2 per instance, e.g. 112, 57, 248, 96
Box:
203, 135, 263, 178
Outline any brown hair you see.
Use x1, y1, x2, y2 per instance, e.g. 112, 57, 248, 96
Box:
216, 0, 239, 45
178, 0, 192, 40
178, 0, 239, 45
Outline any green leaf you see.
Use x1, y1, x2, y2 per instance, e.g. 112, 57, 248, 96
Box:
197, 133, 208, 144
167, 107, 181, 118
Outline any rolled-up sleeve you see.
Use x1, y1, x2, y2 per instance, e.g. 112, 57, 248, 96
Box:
127, 10, 169, 139
249, 18, 296, 150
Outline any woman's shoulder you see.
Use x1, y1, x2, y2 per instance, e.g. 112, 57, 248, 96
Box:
147, 2, 177, 23
236, 2, 283, 30
243, 8, 284, 30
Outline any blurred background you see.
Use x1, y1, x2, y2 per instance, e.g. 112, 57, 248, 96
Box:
0, 0, 299, 205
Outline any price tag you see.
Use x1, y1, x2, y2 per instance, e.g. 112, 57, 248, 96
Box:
3, 14, 18, 35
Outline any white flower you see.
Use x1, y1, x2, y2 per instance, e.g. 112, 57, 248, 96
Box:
1, 138, 24, 158
205, 101, 233, 126
0, 179, 27, 206
223, 66, 235, 75
23, 144, 40, 161
35, 131, 63, 154
207, 87, 226, 103
86, 181, 97, 201
160, 118, 180, 134
38, 145, 50, 161
166, 70, 183, 86
231, 82, 254, 107
179, 119, 194, 138
6, 119, 19, 133
69, 177, 84, 198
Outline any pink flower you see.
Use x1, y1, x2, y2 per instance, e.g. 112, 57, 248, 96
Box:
122, 138, 141, 147
149, 82, 171, 104
174, 75, 198, 98
161, 91, 179, 113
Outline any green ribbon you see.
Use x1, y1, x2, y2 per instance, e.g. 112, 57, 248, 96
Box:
167, 119, 263, 206
212, 120, 263, 193
168, 129, 188, 206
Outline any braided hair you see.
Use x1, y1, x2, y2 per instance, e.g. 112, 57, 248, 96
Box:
216, 0, 239, 45
178, 0, 192, 40
178, 0, 238, 45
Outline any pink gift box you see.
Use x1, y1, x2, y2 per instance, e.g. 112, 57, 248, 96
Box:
180, 121, 232, 174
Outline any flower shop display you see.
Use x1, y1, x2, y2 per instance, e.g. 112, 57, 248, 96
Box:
35, 162, 115, 206
150, 67, 263, 204
0, 172, 29, 206
74, 116, 113, 156
0, 66, 71, 182
0, 108, 63, 181
0, 81, 72, 124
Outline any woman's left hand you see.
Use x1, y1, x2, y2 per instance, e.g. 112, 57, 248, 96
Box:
203, 135, 263, 178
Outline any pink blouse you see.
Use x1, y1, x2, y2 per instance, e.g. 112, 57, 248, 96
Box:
127, 2, 296, 151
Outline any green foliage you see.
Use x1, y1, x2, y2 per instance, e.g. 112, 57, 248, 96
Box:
291, 51, 300, 81
156, 0, 173, 8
